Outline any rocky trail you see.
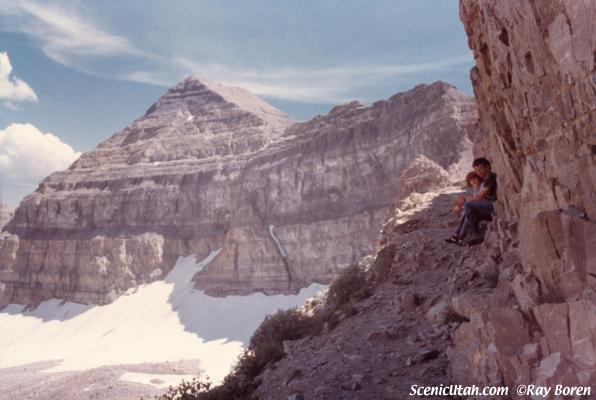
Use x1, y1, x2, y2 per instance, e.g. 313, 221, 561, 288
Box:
0, 360, 200, 400
254, 186, 492, 399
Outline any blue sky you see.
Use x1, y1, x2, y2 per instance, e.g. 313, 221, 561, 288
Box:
0, 0, 474, 205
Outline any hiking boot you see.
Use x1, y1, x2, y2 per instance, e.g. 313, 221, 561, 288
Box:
444, 235, 459, 244
444, 235, 465, 246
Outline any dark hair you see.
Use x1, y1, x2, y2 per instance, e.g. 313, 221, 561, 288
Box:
473, 157, 491, 169
465, 171, 482, 187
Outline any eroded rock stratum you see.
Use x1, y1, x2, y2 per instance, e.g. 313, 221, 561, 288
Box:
0, 77, 476, 306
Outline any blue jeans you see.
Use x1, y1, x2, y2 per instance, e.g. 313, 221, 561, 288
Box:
457, 200, 494, 239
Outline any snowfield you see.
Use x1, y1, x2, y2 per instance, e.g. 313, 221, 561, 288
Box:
0, 250, 325, 385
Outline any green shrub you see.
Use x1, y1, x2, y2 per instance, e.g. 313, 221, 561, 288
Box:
250, 309, 317, 360
150, 377, 211, 400
327, 264, 371, 307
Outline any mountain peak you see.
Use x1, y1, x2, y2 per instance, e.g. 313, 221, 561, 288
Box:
77, 76, 294, 166
144, 75, 292, 129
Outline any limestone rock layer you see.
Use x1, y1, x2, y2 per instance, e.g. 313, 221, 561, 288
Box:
0, 77, 477, 306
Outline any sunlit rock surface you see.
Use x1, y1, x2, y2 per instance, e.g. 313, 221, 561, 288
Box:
0, 77, 477, 306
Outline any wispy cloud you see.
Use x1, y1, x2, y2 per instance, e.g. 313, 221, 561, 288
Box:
4, 102, 23, 111
145, 54, 474, 103
0, 0, 473, 104
0, 0, 147, 66
0, 52, 38, 107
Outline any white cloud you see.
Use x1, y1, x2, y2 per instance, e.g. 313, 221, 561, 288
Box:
0, 52, 38, 106
0, 123, 80, 188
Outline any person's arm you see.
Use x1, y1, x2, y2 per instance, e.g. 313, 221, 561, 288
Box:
454, 191, 485, 210
466, 174, 495, 202
465, 187, 490, 202
452, 204, 463, 214
452, 188, 478, 213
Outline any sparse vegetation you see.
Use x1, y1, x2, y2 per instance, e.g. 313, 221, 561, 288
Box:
149, 377, 212, 400
327, 264, 371, 307
149, 264, 372, 400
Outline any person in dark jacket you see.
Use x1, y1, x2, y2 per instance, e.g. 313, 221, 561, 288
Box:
446, 157, 497, 245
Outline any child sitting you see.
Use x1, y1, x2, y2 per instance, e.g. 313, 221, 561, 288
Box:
446, 171, 483, 244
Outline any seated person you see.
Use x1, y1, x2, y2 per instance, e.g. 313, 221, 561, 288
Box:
451, 171, 483, 214
446, 157, 497, 245
450, 171, 483, 238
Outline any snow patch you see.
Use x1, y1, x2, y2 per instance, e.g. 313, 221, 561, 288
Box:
119, 372, 196, 389
268, 224, 287, 258
0, 249, 325, 384
149, 268, 162, 278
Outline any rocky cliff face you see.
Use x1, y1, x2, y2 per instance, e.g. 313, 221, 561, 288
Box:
0, 77, 477, 307
185, 3, 594, 398
451, 0, 596, 390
